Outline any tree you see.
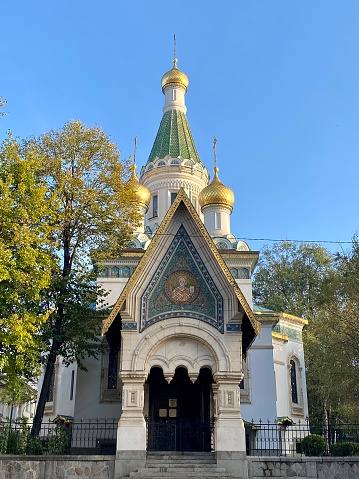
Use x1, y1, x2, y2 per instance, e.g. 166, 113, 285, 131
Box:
0, 135, 54, 382
253, 241, 333, 318
23, 120, 139, 436
253, 240, 359, 424
0, 375, 37, 413
305, 237, 359, 424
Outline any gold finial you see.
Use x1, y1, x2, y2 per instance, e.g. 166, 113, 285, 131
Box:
173, 33, 178, 68
213, 137, 218, 176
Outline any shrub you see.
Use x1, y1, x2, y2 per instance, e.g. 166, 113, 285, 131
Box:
301, 434, 327, 456
330, 442, 359, 457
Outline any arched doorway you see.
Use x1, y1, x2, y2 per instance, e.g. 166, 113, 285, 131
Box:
146, 366, 213, 451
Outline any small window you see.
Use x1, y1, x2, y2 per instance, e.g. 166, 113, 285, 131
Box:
108, 349, 119, 389
192, 196, 197, 209
230, 268, 238, 279
121, 266, 130, 278
215, 212, 221, 230
239, 268, 250, 279
172, 89, 177, 101
170, 192, 177, 204
290, 360, 298, 403
111, 267, 120, 278
70, 370, 75, 401
152, 195, 158, 217
98, 268, 109, 278
46, 367, 56, 402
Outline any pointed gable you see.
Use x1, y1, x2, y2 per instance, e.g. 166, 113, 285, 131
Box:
102, 189, 260, 353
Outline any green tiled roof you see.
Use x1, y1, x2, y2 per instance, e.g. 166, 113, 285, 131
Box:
147, 109, 202, 164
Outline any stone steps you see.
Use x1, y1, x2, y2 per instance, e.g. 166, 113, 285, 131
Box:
126, 452, 235, 478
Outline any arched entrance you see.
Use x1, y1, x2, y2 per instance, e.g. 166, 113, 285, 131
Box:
146, 366, 213, 451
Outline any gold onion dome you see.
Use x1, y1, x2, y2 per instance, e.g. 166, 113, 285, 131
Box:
161, 58, 189, 92
199, 167, 235, 210
128, 165, 151, 209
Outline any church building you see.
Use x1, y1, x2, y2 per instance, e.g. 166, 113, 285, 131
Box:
41, 55, 309, 477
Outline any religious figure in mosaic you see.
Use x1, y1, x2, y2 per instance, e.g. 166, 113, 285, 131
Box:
171, 276, 192, 302
164, 271, 199, 304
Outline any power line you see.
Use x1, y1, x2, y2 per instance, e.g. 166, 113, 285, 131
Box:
146, 232, 353, 244
237, 238, 352, 245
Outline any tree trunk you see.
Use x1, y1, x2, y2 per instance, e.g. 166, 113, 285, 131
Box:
30, 339, 60, 437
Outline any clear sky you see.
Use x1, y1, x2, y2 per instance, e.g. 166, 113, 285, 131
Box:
1, 1, 358, 254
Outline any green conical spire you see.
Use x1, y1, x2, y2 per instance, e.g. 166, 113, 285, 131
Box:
147, 109, 201, 164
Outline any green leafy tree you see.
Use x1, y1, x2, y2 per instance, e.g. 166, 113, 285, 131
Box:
253, 240, 359, 424
305, 236, 359, 424
24, 120, 139, 436
253, 241, 333, 317
0, 135, 54, 381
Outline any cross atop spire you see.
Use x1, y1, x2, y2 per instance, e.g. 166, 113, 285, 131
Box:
213, 137, 219, 176
133, 136, 138, 166
173, 33, 178, 68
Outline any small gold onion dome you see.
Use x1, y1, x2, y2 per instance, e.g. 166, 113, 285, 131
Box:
199, 167, 235, 210
127, 165, 151, 209
161, 58, 189, 92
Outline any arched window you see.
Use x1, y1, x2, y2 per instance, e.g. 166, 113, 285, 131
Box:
290, 359, 298, 404
98, 267, 109, 278
216, 241, 228, 249
239, 268, 250, 279
121, 266, 130, 278
230, 268, 238, 279
100, 342, 121, 403
107, 348, 119, 390
111, 267, 120, 278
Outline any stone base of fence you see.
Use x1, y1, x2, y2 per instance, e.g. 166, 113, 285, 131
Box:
1, 454, 359, 478
249, 456, 359, 478
0, 455, 115, 479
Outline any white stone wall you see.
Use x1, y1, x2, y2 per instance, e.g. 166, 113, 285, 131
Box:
241, 323, 277, 423
74, 355, 121, 420
273, 334, 308, 422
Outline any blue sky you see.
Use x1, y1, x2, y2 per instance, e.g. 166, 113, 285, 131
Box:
1, 1, 358, 254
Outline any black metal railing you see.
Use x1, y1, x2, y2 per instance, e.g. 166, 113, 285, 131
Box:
0, 418, 117, 455
1, 417, 358, 456
245, 419, 359, 456
146, 418, 214, 452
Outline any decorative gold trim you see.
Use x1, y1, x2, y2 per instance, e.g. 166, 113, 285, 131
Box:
279, 313, 309, 325
272, 332, 289, 342
102, 189, 260, 336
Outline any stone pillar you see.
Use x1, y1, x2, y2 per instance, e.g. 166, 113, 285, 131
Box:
115, 371, 147, 479
213, 372, 249, 479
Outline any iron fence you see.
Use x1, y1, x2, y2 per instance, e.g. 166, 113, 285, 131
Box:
0, 418, 117, 455
0, 418, 358, 456
245, 419, 359, 456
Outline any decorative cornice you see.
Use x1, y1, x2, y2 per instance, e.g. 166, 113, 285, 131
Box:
279, 312, 308, 325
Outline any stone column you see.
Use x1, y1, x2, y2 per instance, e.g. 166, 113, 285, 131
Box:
213, 372, 249, 479
115, 371, 147, 479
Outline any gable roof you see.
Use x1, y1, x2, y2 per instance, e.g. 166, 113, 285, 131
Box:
102, 189, 260, 344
